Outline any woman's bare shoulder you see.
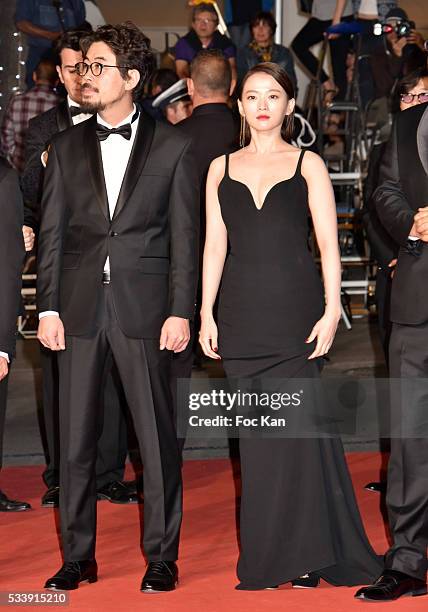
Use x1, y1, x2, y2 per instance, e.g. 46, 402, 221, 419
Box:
301, 149, 327, 175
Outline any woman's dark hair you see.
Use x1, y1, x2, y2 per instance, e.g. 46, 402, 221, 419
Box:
250, 11, 277, 36
391, 67, 428, 113
192, 3, 218, 23
80, 21, 154, 99
239, 62, 295, 144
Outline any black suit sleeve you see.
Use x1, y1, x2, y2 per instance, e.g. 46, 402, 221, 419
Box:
374, 120, 415, 247
0, 168, 25, 356
168, 139, 200, 320
20, 115, 47, 230
36, 143, 66, 314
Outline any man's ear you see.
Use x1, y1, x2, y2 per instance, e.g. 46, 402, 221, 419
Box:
56, 65, 65, 85
125, 68, 141, 92
187, 77, 194, 98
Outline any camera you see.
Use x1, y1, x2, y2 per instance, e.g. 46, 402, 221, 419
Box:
373, 19, 415, 39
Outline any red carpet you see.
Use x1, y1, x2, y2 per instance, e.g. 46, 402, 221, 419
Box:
1, 453, 427, 611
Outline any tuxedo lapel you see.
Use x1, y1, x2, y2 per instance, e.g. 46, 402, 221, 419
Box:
417, 104, 428, 176
84, 116, 109, 221
112, 111, 155, 221
56, 100, 72, 132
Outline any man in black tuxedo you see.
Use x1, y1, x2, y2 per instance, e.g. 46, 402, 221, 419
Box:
356, 103, 428, 602
37, 23, 199, 592
0, 158, 31, 512
22, 29, 134, 509
173, 49, 238, 452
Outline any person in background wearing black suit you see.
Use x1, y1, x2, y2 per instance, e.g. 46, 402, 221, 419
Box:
173, 49, 238, 453
355, 102, 428, 601
0, 158, 30, 512
37, 22, 199, 592
22, 28, 136, 509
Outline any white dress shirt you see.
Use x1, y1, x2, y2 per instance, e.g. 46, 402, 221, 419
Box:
39, 104, 139, 321
67, 95, 93, 125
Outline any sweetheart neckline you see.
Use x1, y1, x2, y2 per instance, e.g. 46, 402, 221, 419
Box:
223, 173, 300, 212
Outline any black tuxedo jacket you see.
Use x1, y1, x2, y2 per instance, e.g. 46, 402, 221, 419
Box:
0, 159, 25, 356
37, 112, 200, 339
177, 103, 238, 183
21, 100, 73, 230
375, 103, 428, 324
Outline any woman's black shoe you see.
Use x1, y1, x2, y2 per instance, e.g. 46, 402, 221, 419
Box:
292, 573, 320, 588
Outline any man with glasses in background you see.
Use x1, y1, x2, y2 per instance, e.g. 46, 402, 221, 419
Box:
175, 2, 237, 88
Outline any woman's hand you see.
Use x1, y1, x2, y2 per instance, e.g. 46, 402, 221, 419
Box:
199, 314, 221, 360
306, 311, 340, 359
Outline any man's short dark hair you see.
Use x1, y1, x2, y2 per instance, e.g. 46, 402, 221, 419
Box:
149, 68, 179, 96
192, 3, 218, 23
190, 49, 231, 97
80, 21, 154, 99
34, 59, 58, 85
55, 26, 93, 56
250, 11, 277, 36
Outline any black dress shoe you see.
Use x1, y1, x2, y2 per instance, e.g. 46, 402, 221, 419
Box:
292, 573, 320, 588
44, 560, 98, 591
124, 479, 138, 495
41, 486, 60, 508
140, 561, 178, 593
355, 570, 427, 601
97, 480, 139, 504
364, 481, 387, 494
0, 489, 31, 512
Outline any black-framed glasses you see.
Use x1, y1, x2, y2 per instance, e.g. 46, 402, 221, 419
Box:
400, 92, 428, 104
74, 61, 130, 77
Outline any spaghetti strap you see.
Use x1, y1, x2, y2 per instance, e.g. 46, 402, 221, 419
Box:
224, 153, 230, 177
296, 149, 305, 175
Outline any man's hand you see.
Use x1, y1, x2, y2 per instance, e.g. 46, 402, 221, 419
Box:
406, 29, 425, 51
22, 225, 35, 252
0, 357, 8, 381
391, 36, 407, 57
413, 207, 428, 241
37, 316, 66, 351
160, 317, 190, 353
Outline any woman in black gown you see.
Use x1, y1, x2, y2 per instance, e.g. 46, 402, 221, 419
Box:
199, 63, 382, 591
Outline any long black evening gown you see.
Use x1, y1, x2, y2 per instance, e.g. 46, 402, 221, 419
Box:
217, 150, 382, 589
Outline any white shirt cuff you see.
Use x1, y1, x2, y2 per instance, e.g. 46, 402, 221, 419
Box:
0, 351, 9, 362
39, 311, 59, 319
408, 236, 419, 241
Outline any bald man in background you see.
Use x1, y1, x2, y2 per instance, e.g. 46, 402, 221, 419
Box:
172, 49, 239, 453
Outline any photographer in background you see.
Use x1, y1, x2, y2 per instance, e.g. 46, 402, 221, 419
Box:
15, 0, 86, 89
370, 8, 427, 101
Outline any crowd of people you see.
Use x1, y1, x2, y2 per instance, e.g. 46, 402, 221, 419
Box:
0, 0, 428, 604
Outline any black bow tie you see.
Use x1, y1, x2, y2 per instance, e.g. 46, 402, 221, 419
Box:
96, 123, 132, 141
69, 105, 84, 117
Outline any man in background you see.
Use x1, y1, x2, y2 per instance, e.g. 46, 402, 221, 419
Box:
172, 49, 238, 453
16, 0, 86, 89
1, 60, 58, 173
152, 79, 193, 125
0, 157, 30, 512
